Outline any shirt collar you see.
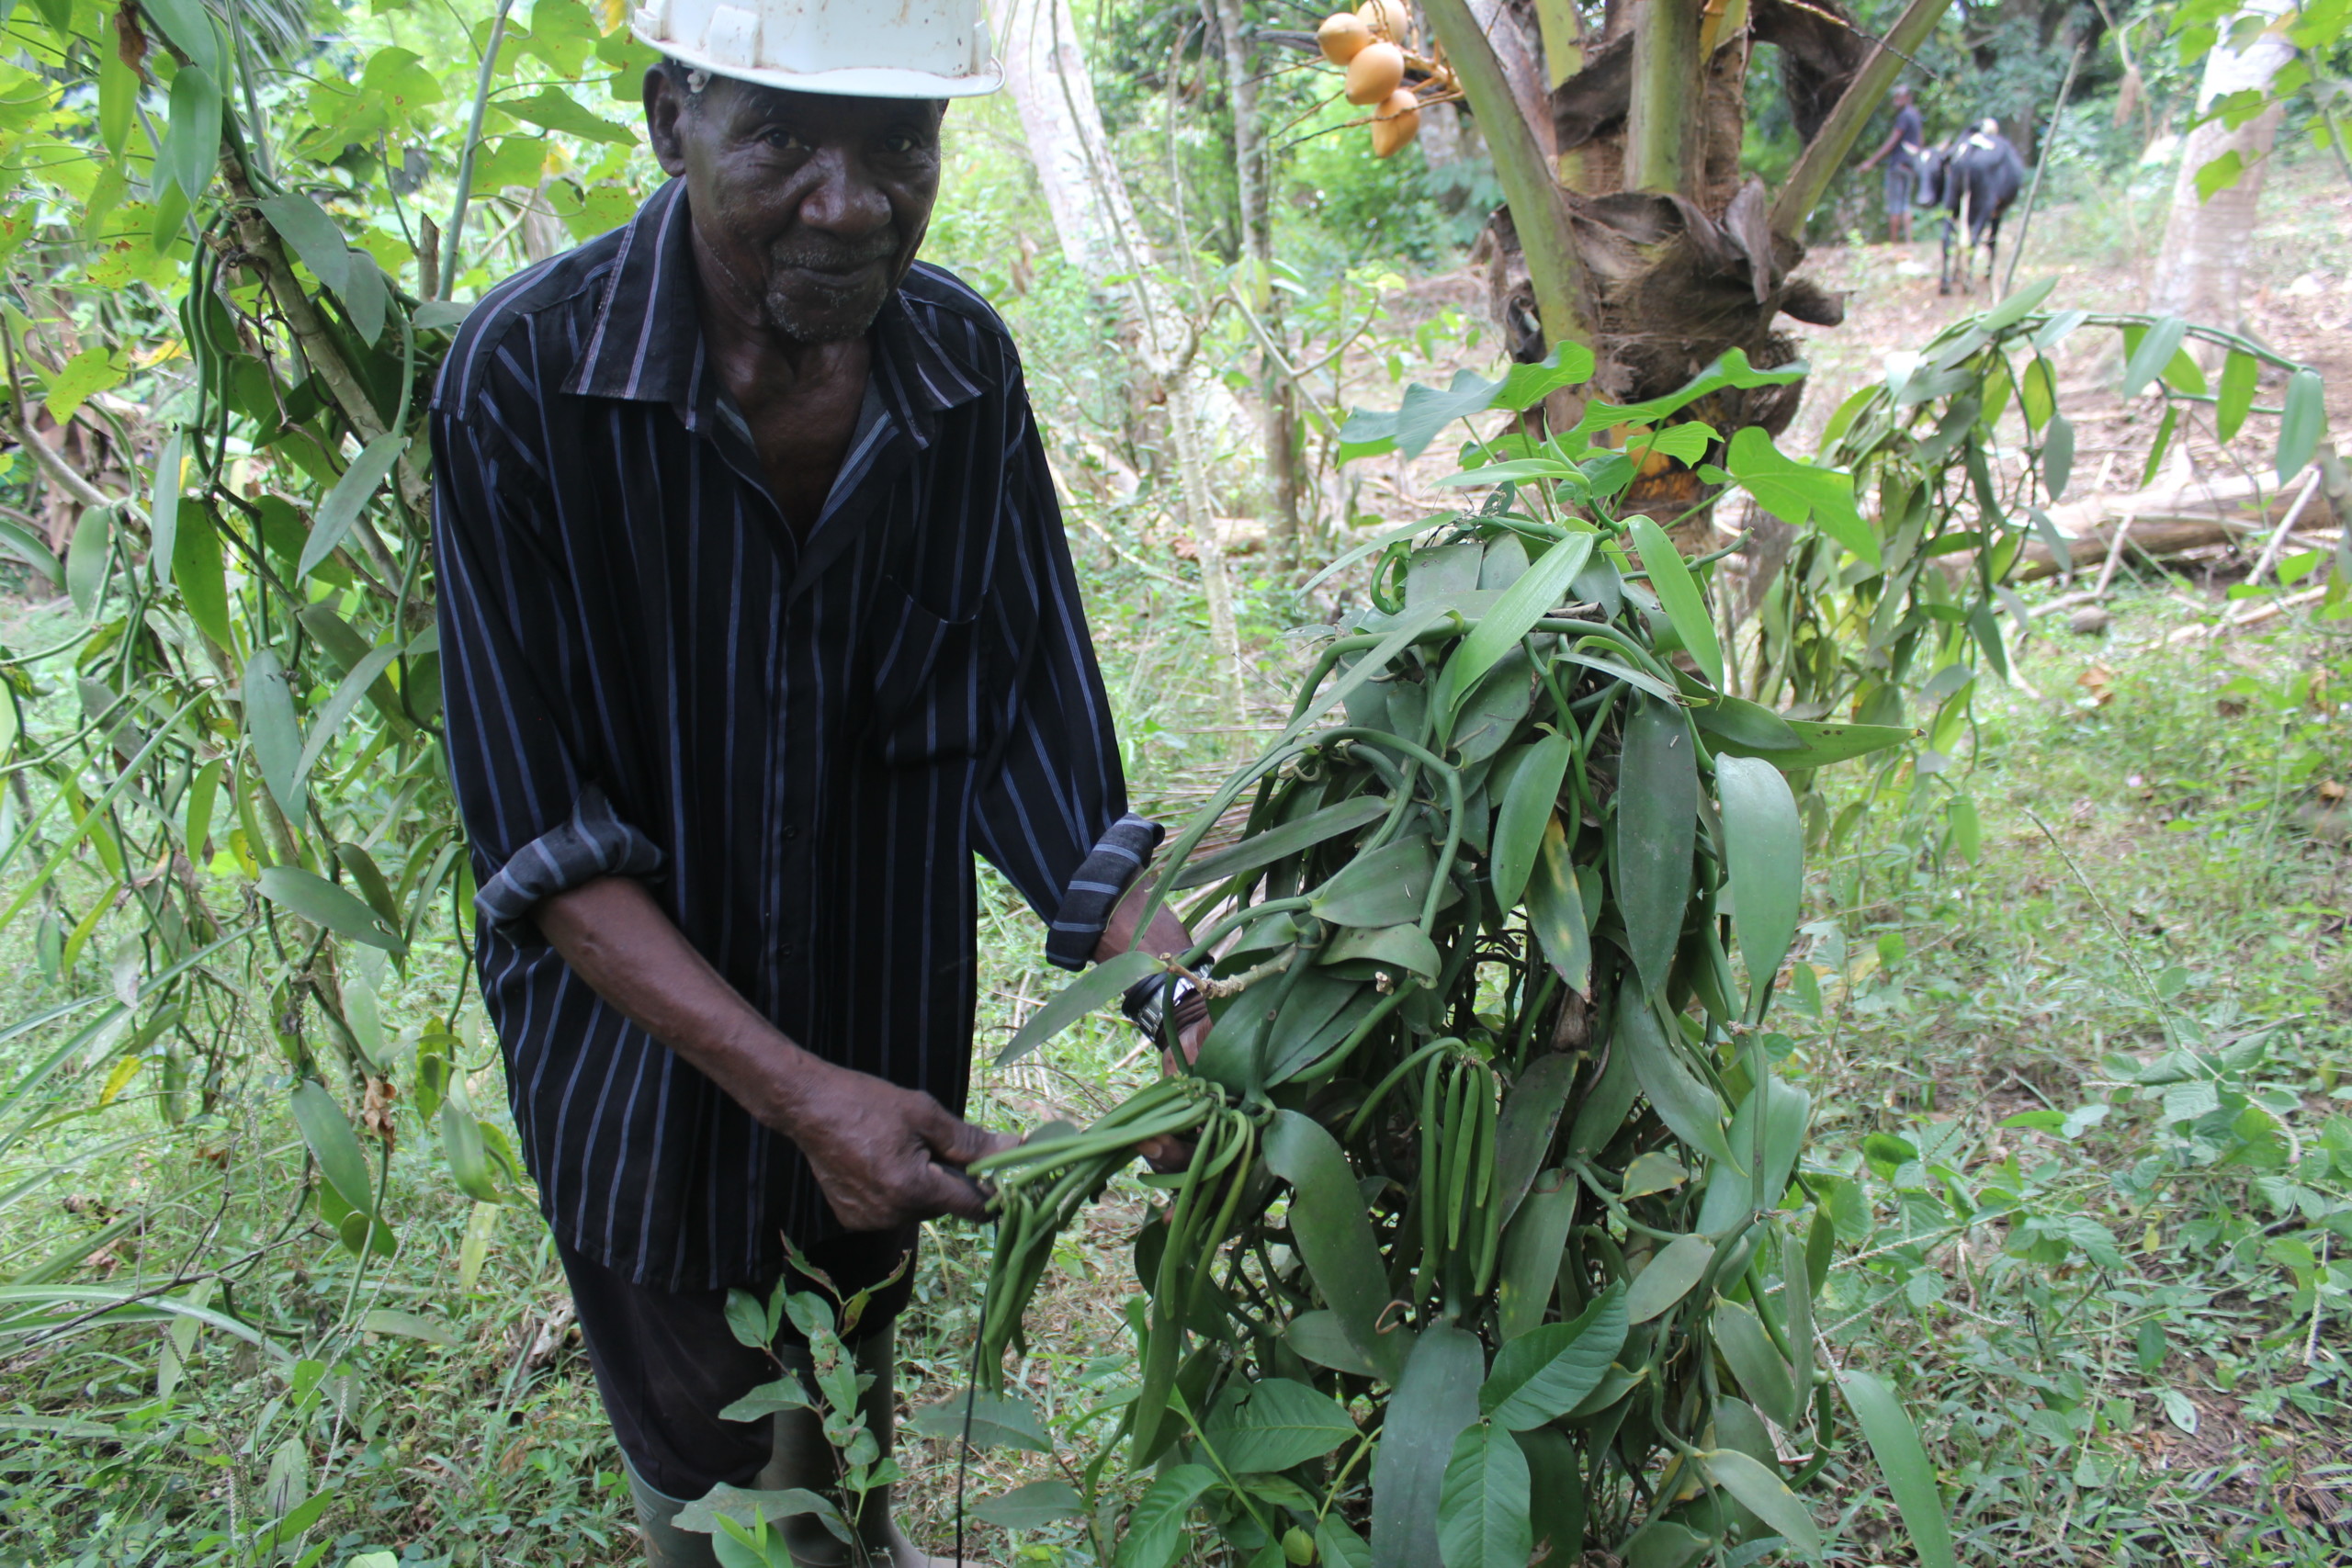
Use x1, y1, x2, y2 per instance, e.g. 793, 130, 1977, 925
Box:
564, 180, 989, 438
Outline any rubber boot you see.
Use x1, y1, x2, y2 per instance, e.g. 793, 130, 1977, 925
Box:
622, 1451, 722, 1568
762, 1325, 961, 1568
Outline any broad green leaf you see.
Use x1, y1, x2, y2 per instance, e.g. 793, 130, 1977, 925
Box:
1619, 997, 1736, 1167
243, 650, 306, 818
439, 1076, 503, 1203
162, 67, 222, 207
503, 85, 639, 144
1175, 795, 1386, 889
2215, 351, 2258, 442
300, 434, 403, 580
718, 1374, 815, 1421
975, 1480, 1084, 1530
1524, 815, 1591, 992
2277, 367, 2324, 485
173, 503, 234, 651
2120, 317, 2187, 399
2041, 412, 2075, 499
1497, 1174, 1577, 1340
0, 513, 62, 586
1613, 694, 1696, 996
1317, 921, 1442, 984
1839, 1371, 1959, 1568
1371, 1325, 1485, 1568
1513, 1427, 1584, 1567
1714, 755, 1803, 1012
258, 866, 405, 951
1434, 534, 1596, 722
138, 0, 223, 73
1714, 1299, 1800, 1430
147, 434, 183, 587
1702, 1449, 1821, 1559
1310, 835, 1440, 928
292, 648, 398, 794
1724, 427, 1879, 568
255, 192, 352, 299
1690, 694, 1798, 752
1204, 1378, 1356, 1472
65, 507, 109, 616
1265, 1111, 1405, 1380
1436, 1423, 1531, 1568
2139, 402, 2178, 489
1480, 1283, 1627, 1427
907, 1390, 1052, 1452
98, 51, 138, 155
673, 1483, 839, 1534
1979, 275, 2055, 332
1114, 1463, 1219, 1568
1566, 349, 1806, 444
358, 1307, 455, 1346
2019, 356, 2054, 431
994, 949, 1157, 1066
1626, 517, 1722, 689
43, 345, 126, 426
1490, 730, 1573, 908
1625, 1234, 1713, 1323
289, 1078, 375, 1217
1622, 1520, 1710, 1568
1696, 1078, 1810, 1235
2193, 149, 2245, 200
1285, 1310, 1381, 1377
1706, 718, 1914, 771
1339, 344, 1593, 461
1491, 1052, 1577, 1226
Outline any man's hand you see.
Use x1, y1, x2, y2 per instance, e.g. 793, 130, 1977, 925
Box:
785, 1061, 1015, 1228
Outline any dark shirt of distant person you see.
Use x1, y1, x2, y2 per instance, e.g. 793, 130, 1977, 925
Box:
1859, 85, 1927, 244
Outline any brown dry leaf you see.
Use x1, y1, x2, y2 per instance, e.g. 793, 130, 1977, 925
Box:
2077, 661, 2116, 705
2320, 780, 2346, 804
361, 1076, 399, 1146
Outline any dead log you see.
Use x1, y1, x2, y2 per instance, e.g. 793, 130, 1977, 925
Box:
2007, 477, 2340, 584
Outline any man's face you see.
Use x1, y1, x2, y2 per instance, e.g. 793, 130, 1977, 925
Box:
647, 70, 944, 344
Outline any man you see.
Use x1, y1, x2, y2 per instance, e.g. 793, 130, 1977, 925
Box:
1858, 85, 1927, 244
429, 3, 1205, 1562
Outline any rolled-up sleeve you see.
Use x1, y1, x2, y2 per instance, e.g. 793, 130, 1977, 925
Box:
432, 386, 661, 941
971, 396, 1159, 969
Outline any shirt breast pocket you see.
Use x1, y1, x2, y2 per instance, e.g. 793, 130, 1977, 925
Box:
864, 582, 990, 769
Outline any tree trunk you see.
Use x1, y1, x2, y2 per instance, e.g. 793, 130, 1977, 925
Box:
991, 0, 1248, 707
2148, 0, 2295, 327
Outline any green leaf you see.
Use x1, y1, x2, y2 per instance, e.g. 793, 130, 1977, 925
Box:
138, 0, 223, 73
1114, 1462, 1219, 1568
243, 650, 306, 818
975, 1480, 1084, 1530
254, 192, 352, 299
1371, 1325, 1485, 1568
718, 1374, 815, 1422
673, 1483, 839, 1535
1613, 694, 1696, 996
66, 507, 110, 617
1705, 718, 1914, 771
98, 51, 139, 155
1310, 835, 1440, 928
1523, 816, 1591, 992
1724, 427, 1879, 568
1696, 1077, 1810, 1236
292, 648, 398, 795
1317, 922, 1442, 984
1619, 996, 1736, 1167
1689, 695, 1798, 752
2277, 367, 2324, 485
2138, 401, 2179, 490
289, 1078, 375, 1217
1622, 1521, 1710, 1568
1714, 1299, 1800, 1430
1177, 795, 1386, 890
1340, 344, 1592, 462
1285, 1310, 1381, 1377
42, 345, 126, 426
359, 1307, 455, 1346
1434, 534, 1596, 722
1839, 1370, 1958, 1568
1479, 1283, 1628, 1427
1204, 1378, 1357, 1472
2120, 317, 2187, 399
172, 503, 233, 650
2038, 411, 2075, 500
439, 1077, 503, 1203
1497, 1174, 1577, 1340
995, 948, 1158, 1066
503, 85, 639, 144
907, 1390, 1052, 1452
1626, 517, 1723, 690
1491, 1051, 1577, 1226
0, 513, 62, 587
1490, 730, 1573, 908
1625, 1234, 1714, 1324
2193, 149, 2245, 201
2215, 351, 2258, 442
2019, 356, 2054, 431
300, 434, 403, 580
1436, 1423, 1531, 1568
162, 67, 222, 207
1702, 1450, 1821, 1559
258, 866, 405, 951
147, 434, 183, 589
1265, 1111, 1406, 1380
1714, 755, 1802, 1013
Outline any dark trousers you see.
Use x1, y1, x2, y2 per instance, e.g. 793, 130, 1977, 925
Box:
557, 1227, 920, 1496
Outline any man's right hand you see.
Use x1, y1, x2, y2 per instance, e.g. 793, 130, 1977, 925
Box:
783, 1061, 1016, 1229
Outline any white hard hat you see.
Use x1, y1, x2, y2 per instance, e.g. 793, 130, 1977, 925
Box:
631, 0, 1003, 98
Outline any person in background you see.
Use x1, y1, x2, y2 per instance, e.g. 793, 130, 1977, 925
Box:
427, 0, 1207, 1562
1859, 85, 1928, 244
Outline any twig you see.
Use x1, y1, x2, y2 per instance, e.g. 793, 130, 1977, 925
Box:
2229, 468, 2324, 609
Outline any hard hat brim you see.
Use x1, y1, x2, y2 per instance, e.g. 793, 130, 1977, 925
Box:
637, 26, 1005, 98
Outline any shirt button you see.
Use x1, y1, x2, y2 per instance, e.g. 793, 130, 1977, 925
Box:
781, 825, 800, 841
779, 942, 797, 961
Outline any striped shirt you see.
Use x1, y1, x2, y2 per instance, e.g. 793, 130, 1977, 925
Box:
431, 178, 1159, 1289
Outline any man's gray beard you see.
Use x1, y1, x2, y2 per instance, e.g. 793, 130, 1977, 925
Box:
762, 235, 898, 344
761, 283, 886, 344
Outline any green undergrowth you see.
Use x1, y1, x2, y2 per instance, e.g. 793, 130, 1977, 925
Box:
1, 578, 2346, 1567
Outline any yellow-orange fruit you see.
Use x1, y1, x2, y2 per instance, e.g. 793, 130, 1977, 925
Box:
1317, 10, 1373, 64
1345, 40, 1405, 105
1370, 87, 1420, 156
1358, 0, 1410, 42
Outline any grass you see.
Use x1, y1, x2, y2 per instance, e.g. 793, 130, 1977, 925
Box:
0, 562, 2342, 1568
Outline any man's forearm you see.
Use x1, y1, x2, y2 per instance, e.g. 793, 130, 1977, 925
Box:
534, 874, 833, 1131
